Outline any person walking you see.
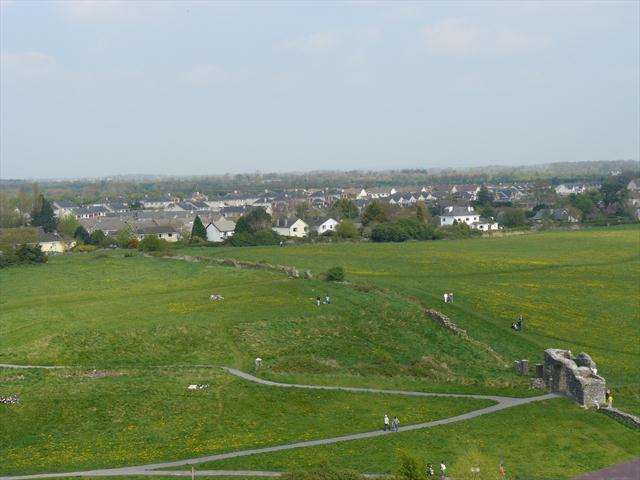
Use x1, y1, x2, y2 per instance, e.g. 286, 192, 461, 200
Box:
439, 461, 447, 479
443, 292, 448, 303
499, 462, 506, 479
392, 416, 400, 432
383, 414, 390, 431
316, 296, 321, 307
426, 463, 435, 477
325, 295, 331, 305
255, 357, 262, 370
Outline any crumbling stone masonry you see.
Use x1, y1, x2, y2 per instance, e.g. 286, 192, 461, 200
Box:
543, 348, 605, 407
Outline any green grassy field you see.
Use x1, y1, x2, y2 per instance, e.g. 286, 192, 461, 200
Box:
1, 226, 639, 478
1, 367, 486, 474
180, 227, 640, 413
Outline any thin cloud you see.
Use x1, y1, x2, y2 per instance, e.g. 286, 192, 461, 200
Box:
54, 0, 127, 21
0, 51, 56, 80
285, 31, 340, 51
421, 19, 545, 55
179, 64, 229, 86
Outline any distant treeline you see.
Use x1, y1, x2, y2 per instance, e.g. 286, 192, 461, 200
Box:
1, 160, 637, 202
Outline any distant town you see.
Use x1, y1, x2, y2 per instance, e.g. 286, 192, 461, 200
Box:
0, 162, 638, 258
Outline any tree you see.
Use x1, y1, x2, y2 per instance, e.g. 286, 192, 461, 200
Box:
138, 235, 168, 252
499, 208, 527, 228
115, 226, 135, 248
191, 215, 207, 242
0, 192, 21, 228
361, 201, 387, 226
31, 194, 57, 232
330, 199, 359, 220
415, 204, 425, 223
326, 266, 345, 281
0, 227, 38, 253
476, 185, 494, 206
235, 207, 272, 234
57, 215, 80, 238
74, 225, 91, 245
335, 220, 360, 239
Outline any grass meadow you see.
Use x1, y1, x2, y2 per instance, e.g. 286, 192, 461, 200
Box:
1, 226, 639, 478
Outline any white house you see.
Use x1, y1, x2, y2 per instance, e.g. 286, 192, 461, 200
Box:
31, 227, 76, 254
316, 217, 340, 235
52, 201, 78, 218
273, 218, 309, 238
555, 183, 601, 196
206, 218, 236, 243
436, 206, 480, 227
136, 225, 182, 242
141, 194, 176, 209
471, 218, 500, 231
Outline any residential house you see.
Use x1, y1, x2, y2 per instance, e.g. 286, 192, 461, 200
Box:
315, 217, 340, 235
471, 218, 500, 231
531, 208, 580, 224
140, 194, 177, 209
205, 218, 236, 243
273, 217, 309, 238
33, 227, 76, 253
52, 201, 78, 218
435, 206, 481, 227
136, 225, 182, 242
555, 183, 601, 196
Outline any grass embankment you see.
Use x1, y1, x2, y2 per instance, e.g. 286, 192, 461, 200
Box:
1, 227, 638, 477
197, 398, 639, 479
0, 367, 488, 474
180, 226, 640, 413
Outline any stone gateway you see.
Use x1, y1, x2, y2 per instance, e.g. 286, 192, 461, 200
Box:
543, 348, 605, 407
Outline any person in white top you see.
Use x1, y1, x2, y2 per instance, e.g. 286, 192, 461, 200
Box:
255, 357, 262, 370
440, 462, 447, 478
383, 414, 390, 431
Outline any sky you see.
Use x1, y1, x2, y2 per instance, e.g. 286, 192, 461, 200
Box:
0, 0, 638, 180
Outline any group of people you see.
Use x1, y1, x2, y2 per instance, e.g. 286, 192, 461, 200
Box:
315, 295, 331, 306
443, 292, 454, 303
511, 315, 524, 331
425, 462, 447, 478
382, 414, 400, 432
424, 461, 506, 478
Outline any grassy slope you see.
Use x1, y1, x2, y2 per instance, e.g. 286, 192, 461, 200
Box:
0, 227, 638, 477
0, 254, 526, 394
201, 398, 639, 480
180, 227, 640, 413
0, 367, 488, 474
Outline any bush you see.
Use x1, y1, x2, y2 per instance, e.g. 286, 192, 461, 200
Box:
371, 223, 409, 242
397, 454, 426, 480
0, 244, 48, 268
335, 219, 360, 239
326, 266, 345, 282
138, 235, 169, 252
127, 238, 140, 249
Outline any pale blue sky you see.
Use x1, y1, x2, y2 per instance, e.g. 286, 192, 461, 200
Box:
1, 0, 638, 179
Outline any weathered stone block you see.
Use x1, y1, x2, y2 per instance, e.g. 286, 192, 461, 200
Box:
543, 348, 605, 407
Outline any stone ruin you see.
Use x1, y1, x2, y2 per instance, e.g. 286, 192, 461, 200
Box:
542, 348, 605, 407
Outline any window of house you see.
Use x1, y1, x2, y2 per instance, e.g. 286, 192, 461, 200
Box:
293, 227, 298, 232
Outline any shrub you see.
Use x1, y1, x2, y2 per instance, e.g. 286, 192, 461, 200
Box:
335, 219, 360, 239
397, 454, 426, 480
127, 238, 140, 249
0, 244, 48, 268
138, 235, 169, 252
326, 266, 345, 282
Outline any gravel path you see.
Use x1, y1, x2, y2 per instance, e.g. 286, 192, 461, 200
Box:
0, 364, 559, 479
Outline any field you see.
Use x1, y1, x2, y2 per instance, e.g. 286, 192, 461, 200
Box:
1, 226, 639, 478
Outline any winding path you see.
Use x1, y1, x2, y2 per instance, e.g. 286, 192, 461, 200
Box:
0, 365, 559, 479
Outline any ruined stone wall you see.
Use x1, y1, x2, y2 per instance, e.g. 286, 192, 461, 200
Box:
543, 349, 605, 407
